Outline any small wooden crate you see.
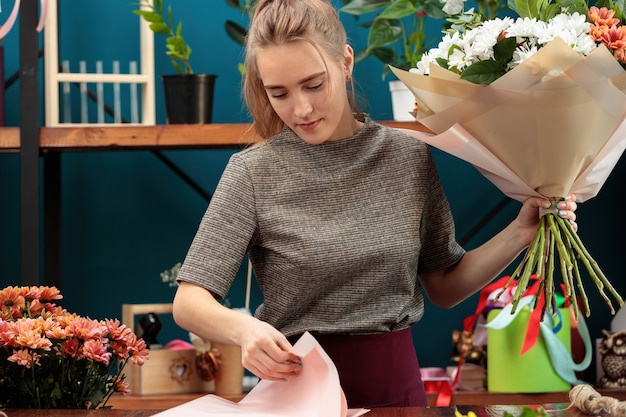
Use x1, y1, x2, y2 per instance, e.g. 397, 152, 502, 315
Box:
122, 303, 215, 395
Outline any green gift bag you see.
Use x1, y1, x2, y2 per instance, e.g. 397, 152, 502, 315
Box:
485, 296, 591, 393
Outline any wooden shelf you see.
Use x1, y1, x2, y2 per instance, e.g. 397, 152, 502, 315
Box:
0, 121, 430, 152
0, 127, 19, 151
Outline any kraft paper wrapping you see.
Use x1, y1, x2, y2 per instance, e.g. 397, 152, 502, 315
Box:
152, 332, 369, 417
391, 38, 626, 202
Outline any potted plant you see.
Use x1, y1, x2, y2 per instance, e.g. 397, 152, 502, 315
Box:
224, 0, 256, 74
339, 0, 505, 120
134, 0, 217, 124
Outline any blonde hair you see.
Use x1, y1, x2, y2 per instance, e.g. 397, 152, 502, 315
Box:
243, 0, 358, 139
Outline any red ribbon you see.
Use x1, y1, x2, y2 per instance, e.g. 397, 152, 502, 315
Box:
461, 275, 556, 359
423, 380, 453, 406
520, 279, 542, 355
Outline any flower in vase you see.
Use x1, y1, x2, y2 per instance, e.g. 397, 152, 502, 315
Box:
0, 285, 149, 409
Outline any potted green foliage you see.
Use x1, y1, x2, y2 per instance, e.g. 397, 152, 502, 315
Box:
134, 0, 217, 124
224, 0, 256, 74
339, 0, 448, 77
339, 0, 505, 120
340, 0, 506, 76
339, 0, 447, 120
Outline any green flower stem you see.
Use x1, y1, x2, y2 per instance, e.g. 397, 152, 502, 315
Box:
510, 221, 543, 313
31, 353, 40, 409
556, 215, 623, 314
541, 227, 556, 318
504, 210, 623, 320
569, 237, 589, 318
100, 357, 130, 408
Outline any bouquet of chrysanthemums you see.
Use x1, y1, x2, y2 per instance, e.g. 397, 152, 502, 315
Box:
392, 0, 626, 319
0, 285, 150, 409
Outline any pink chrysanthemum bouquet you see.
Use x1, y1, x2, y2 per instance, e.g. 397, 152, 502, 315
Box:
0, 285, 149, 409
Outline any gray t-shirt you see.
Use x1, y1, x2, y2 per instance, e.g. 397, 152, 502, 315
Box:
178, 117, 465, 337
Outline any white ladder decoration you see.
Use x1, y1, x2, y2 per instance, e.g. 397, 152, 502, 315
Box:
43, 0, 156, 126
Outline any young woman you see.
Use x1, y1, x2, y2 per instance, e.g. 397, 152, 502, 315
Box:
172, 0, 577, 408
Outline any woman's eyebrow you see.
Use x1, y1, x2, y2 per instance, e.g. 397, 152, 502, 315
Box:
264, 71, 326, 89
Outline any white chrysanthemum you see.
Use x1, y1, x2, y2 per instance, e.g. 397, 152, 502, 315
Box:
465, 17, 514, 62
448, 47, 469, 70
441, 0, 465, 15
507, 44, 539, 70
506, 17, 542, 39
538, 13, 585, 45
408, 10, 599, 78
411, 32, 465, 74
550, 12, 589, 36
437, 32, 464, 59
571, 34, 597, 55
411, 54, 435, 75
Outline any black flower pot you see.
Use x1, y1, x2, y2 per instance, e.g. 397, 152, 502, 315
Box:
161, 74, 217, 124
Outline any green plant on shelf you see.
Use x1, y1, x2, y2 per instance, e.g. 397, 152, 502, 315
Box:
133, 0, 194, 74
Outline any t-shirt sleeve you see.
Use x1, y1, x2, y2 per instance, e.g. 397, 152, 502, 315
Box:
177, 152, 257, 300
417, 150, 465, 273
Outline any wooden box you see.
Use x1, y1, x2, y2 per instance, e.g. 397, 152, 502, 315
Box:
122, 303, 215, 395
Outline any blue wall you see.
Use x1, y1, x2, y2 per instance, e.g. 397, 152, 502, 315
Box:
0, 0, 625, 378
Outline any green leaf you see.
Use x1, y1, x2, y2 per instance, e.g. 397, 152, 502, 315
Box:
354, 48, 371, 63
378, 0, 419, 19
423, 0, 448, 19
225, 20, 247, 46
370, 46, 397, 63
367, 18, 403, 49
538, 3, 561, 21
493, 36, 516, 64
340, 0, 391, 16
149, 22, 170, 35
133, 10, 163, 23
435, 57, 453, 71
460, 60, 506, 84
512, 0, 540, 18
225, 0, 242, 9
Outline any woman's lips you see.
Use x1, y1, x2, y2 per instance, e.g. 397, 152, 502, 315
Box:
298, 119, 320, 131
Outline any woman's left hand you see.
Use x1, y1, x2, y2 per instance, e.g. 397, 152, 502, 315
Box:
517, 194, 578, 246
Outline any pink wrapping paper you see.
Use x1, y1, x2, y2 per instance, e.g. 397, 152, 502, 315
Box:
152, 332, 369, 417
391, 38, 626, 203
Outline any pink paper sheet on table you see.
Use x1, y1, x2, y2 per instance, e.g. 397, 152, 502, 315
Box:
152, 332, 369, 417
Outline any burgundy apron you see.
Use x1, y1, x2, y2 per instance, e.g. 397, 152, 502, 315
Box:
292, 327, 427, 408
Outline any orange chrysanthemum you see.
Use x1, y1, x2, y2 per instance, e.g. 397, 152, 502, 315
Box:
589, 6, 620, 27
82, 339, 112, 365
0, 286, 25, 319
8, 348, 41, 369
1, 286, 149, 409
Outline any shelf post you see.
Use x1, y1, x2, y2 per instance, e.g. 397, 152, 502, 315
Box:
20, 0, 41, 285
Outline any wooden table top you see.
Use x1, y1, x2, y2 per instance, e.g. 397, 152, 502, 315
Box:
0, 403, 581, 417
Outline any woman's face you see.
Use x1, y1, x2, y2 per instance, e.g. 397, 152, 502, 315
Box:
255, 40, 359, 144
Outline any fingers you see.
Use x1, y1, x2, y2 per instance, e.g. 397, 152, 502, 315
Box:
243, 338, 302, 381
538, 194, 577, 232
557, 194, 578, 231
525, 194, 578, 232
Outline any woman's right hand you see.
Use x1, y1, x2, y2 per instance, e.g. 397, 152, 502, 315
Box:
173, 281, 302, 381
238, 318, 302, 381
